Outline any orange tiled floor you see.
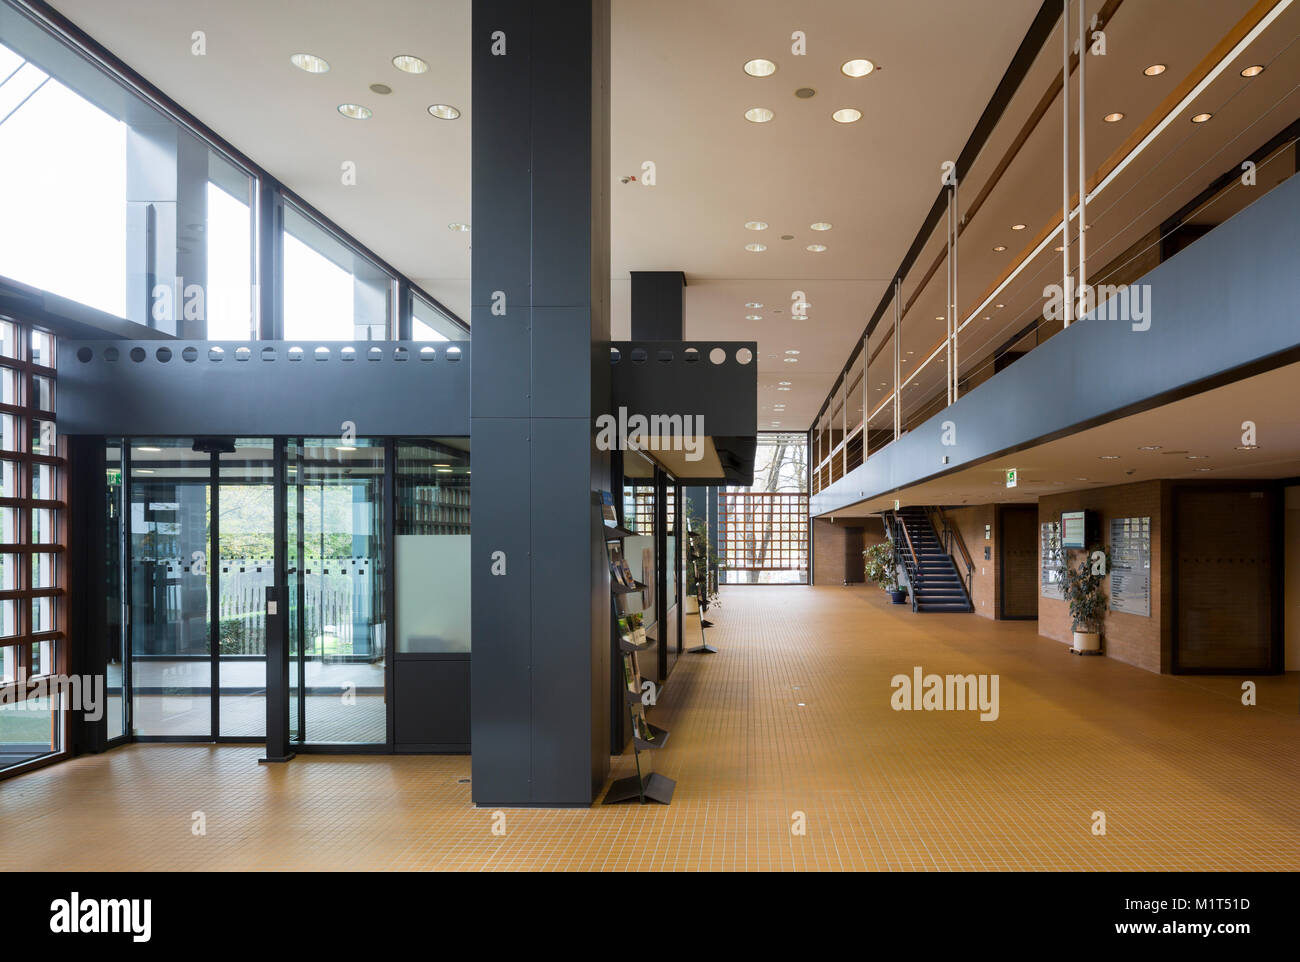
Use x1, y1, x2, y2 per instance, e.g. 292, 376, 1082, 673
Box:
2, 585, 1298, 871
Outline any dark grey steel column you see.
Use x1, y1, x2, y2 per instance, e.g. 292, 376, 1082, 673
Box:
471, 0, 611, 806
630, 271, 685, 340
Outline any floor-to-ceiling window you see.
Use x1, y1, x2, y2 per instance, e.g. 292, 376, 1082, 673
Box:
0, 317, 64, 772
719, 432, 809, 584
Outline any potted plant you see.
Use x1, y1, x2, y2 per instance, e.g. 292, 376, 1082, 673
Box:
1059, 546, 1109, 652
864, 542, 908, 604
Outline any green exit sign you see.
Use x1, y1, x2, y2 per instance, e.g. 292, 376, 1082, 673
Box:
1006, 468, 1017, 488
106, 469, 122, 485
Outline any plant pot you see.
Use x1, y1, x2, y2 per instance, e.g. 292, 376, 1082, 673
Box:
1072, 630, 1100, 652
888, 589, 908, 605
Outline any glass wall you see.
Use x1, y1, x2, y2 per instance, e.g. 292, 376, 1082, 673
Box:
283, 203, 394, 341
0, 8, 257, 334
721, 432, 810, 584
395, 438, 470, 653
412, 293, 466, 342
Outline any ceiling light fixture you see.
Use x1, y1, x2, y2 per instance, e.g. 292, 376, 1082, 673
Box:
136, 446, 163, 453
1011, 224, 1026, 230
744, 58, 777, 77
746, 302, 763, 308
785, 350, 800, 355
1098, 455, 1121, 460
1185, 454, 1209, 460
806, 244, 826, 252
1235, 444, 1259, 450
841, 59, 875, 77
1143, 64, 1167, 76
993, 245, 1006, 252
746, 314, 763, 321
290, 53, 330, 74
1103, 111, 1125, 123
783, 357, 798, 362
1137, 444, 1162, 451
745, 243, 767, 252
337, 103, 372, 120
1240, 64, 1264, 77
428, 104, 461, 120
810, 222, 832, 231
778, 381, 791, 385
745, 221, 768, 230
832, 107, 862, 124
1191, 112, 1212, 123
392, 55, 430, 74
745, 107, 774, 123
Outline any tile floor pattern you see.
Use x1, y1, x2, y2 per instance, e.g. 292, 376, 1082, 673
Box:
2, 585, 1298, 871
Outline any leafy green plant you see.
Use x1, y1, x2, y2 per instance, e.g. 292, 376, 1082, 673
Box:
1057, 545, 1110, 633
863, 541, 903, 592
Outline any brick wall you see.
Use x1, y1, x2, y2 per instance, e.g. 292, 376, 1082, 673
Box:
945, 505, 998, 618
1038, 480, 1169, 674
812, 518, 885, 585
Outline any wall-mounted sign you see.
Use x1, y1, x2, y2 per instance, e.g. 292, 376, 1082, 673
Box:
1006, 468, 1017, 488
894, 499, 900, 511
984, 524, 991, 540
1109, 516, 1151, 617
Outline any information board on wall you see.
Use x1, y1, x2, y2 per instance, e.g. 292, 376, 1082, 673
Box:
1109, 516, 1151, 617
1040, 522, 1064, 600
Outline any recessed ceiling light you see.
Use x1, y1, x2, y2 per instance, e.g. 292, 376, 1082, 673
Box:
995, 303, 1004, 309
1098, 455, 1121, 460
935, 316, 944, 321
745, 221, 768, 231
746, 314, 763, 321
745, 243, 767, 252
290, 53, 330, 74
1074, 477, 1089, 482
832, 107, 862, 124
907, 350, 914, 355
370, 83, 393, 95
392, 55, 430, 74
745, 107, 774, 123
448, 222, 470, 232
810, 222, 832, 231
428, 104, 461, 120
337, 103, 372, 120
1138, 444, 1161, 451
1103, 111, 1125, 123
1235, 444, 1259, 450
1185, 454, 1209, 460
842, 59, 876, 79
785, 350, 800, 355
746, 302, 763, 308
777, 386, 791, 391
993, 245, 1006, 252
1054, 245, 1065, 252
744, 58, 777, 77
778, 381, 791, 385
783, 357, 798, 363
1240, 64, 1264, 77
1143, 64, 1167, 76
1194, 466, 1213, 472
1191, 112, 1212, 123
806, 244, 827, 252
1011, 224, 1026, 230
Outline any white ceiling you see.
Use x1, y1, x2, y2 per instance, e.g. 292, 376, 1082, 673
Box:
43, 0, 1299, 443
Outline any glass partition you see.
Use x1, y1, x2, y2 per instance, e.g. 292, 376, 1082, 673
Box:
412, 293, 467, 342
395, 438, 470, 653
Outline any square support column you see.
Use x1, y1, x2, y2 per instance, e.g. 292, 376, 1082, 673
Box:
470, 0, 612, 806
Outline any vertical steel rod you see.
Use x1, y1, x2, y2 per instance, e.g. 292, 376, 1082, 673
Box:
1062, 0, 1073, 327
1078, 0, 1088, 320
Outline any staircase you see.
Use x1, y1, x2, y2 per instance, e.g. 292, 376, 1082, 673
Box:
894, 507, 973, 612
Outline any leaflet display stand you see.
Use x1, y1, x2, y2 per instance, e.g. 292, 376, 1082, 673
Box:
602, 512, 675, 805
686, 528, 717, 654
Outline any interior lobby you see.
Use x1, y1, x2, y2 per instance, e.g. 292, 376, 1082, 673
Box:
1, 0, 1299, 899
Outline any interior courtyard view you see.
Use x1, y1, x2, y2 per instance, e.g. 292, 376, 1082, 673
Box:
1, 0, 1298, 923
